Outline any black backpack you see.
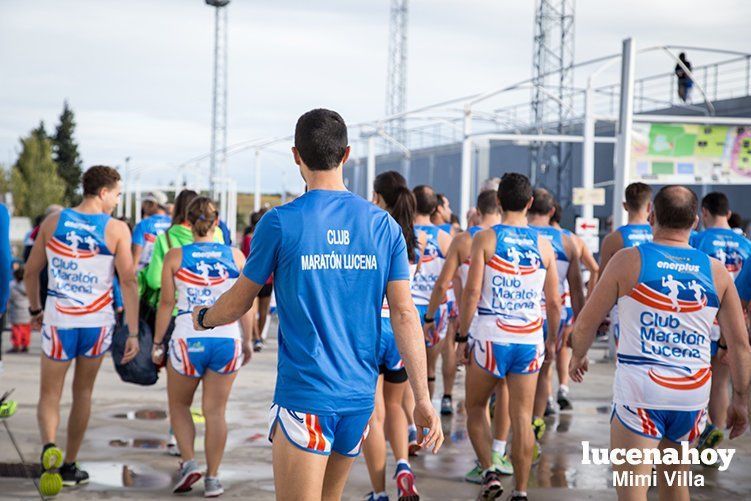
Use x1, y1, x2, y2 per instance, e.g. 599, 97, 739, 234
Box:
111, 319, 159, 386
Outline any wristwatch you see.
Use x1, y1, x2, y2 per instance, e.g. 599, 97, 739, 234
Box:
197, 307, 215, 330
455, 332, 469, 343
28, 307, 43, 316
422, 313, 435, 324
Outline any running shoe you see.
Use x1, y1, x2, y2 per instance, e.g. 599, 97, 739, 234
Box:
204, 476, 224, 498
532, 441, 542, 465
698, 424, 724, 451
173, 459, 202, 493
557, 387, 572, 411
440, 395, 453, 415
167, 433, 180, 457
408, 427, 420, 456
491, 451, 513, 475
253, 339, 263, 352
394, 462, 419, 501
478, 468, 503, 500
40, 443, 64, 471
464, 461, 483, 484
544, 397, 559, 416
59, 462, 89, 486
364, 493, 389, 501
509, 492, 529, 501
531, 417, 546, 441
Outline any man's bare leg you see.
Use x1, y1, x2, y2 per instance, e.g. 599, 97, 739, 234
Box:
656, 438, 693, 501
37, 356, 72, 446
64, 355, 105, 463
465, 360, 498, 470
322, 452, 356, 501
426, 340, 443, 399
610, 417, 658, 501
493, 380, 510, 443
363, 377, 387, 493
533, 358, 553, 418
506, 371, 539, 493
708, 355, 729, 434
271, 425, 328, 501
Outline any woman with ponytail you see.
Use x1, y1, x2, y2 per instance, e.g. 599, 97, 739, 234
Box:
362, 171, 421, 501
151, 197, 254, 497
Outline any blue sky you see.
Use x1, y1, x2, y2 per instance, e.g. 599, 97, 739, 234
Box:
1, 0, 748, 193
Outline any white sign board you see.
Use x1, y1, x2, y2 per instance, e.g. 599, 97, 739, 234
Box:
575, 217, 600, 255
572, 187, 606, 206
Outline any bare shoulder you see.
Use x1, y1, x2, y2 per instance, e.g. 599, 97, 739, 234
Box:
39, 211, 62, 237
601, 230, 623, 250
607, 247, 640, 278
708, 256, 732, 293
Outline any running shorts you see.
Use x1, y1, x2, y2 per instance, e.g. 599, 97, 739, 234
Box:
611, 403, 707, 443
472, 340, 544, 379
268, 404, 370, 457
42, 324, 114, 361
379, 318, 407, 383
417, 304, 448, 348
169, 337, 243, 378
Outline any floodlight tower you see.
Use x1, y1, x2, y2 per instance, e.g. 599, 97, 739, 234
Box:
206, 0, 230, 196
385, 0, 409, 146
530, 0, 575, 204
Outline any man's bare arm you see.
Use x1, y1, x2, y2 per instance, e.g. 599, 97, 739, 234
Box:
112, 220, 139, 335
598, 231, 622, 273
24, 215, 57, 313
713, 260, 751, 439
539, 237, 561, 357
564, 235, 585, 317
196, 275, 262, 329
578, 236, 600, 292
458, 230, 491, 338
426, 235, 463, 318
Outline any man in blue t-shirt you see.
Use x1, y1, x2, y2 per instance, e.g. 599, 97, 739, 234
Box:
192, 109, 442, 499
131, 194, 171, 271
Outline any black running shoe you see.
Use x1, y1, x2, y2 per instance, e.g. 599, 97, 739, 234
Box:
59, 462, 89, 486
509, 494, 528, 501
557, 388, 572, 411
479, 469, 503, 500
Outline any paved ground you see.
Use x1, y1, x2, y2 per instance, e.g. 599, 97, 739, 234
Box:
2, 322, 751, 500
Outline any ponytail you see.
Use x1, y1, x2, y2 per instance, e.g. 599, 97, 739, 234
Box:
374, 171, 417, 261
185, 196, 219, 237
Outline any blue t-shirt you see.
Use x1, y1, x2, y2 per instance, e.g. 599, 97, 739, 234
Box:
690, 227, 751, 278
0, 204, 11, 314
243, 190, 410, 415
735, 260, 751, 302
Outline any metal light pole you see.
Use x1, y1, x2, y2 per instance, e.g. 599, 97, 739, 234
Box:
206, 0, 230, 197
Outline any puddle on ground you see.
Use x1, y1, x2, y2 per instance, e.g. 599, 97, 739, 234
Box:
112, 409, 167, 420
79, 461, 172, 490
0, 462, 41, 478
109, 438, 167, 449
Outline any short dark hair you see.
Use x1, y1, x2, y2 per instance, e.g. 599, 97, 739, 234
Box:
528, 188, 555, 216
172, 189, 199, 225
551, 202, 562, 224
497, 173, 532, 212
82, 165, 120, 197
436, 194, 448, 208
653, 186, 698, 230
476, 190, 500, 216
701, 192, 730, 217
728, 212, 743, 229
413, 185, 437, 216
624, 182, 652, 211
294, 108, 348, 171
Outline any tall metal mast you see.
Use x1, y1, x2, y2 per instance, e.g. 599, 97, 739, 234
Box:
206, 0, 230, 196
385, 0, 409, 146
530, 0, 575, 204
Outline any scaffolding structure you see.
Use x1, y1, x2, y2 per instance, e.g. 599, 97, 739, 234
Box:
207, 0, 230, 197
530, 0, 576, 206
385, 0, 409, 145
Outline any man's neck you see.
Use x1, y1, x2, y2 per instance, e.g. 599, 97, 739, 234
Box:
627, 210, 649, 225
304, 168, 347, 192
479, 214, 502, 228
527, 214, 549, 227
652, 227, 691, 247
501, 211, 528, 227
414, 214, 432, 226
704, 216, 730, 229
74, 197, 105, 214
430, 214, 443, 226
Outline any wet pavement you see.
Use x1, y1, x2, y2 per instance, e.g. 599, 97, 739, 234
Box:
2, 322, 751, 500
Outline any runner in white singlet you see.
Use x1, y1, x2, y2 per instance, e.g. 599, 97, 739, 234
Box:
570, 186, 751, 501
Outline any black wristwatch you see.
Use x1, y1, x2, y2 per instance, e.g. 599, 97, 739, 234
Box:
28, 307, 43, 316
197, 307, 215, 330
455, 333, 469, 343
717, 341, 728, 350
422, 313, 435, 324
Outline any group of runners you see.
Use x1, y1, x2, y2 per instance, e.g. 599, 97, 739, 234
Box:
17, 107, 751, 501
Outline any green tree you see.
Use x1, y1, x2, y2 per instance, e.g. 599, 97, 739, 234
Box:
12, 129, 66, 218
52, 102, 83, 205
